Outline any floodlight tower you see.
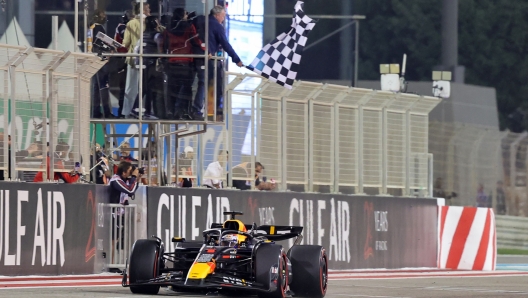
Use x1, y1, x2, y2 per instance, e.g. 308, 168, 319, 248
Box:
380, 63, 400, 92
379, 54, 408, 92
432, 71, 452, 99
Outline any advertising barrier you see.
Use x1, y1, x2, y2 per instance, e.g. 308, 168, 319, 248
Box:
0, 181, 440, 274
0, 182, 96, 275
147, 187, 439, 270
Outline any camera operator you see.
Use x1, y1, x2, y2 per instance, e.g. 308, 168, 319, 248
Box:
88, 9, 116, 118
112, 10, 135, 118
108, 161, 142, 261
108, 161, 143, 205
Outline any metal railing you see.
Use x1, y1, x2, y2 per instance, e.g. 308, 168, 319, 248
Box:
0, 43, 104, 180
225, 72, 441, 195
429, 121, 504, 209
107, 204, 137, 270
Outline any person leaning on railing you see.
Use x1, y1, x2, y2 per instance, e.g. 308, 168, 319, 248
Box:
203, 150, 228, 189
231, 161, 276, 191
33, 142, 80, 183
159, 7, 204, 120
121, 2, 151, 118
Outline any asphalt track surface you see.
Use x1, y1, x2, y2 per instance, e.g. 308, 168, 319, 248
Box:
2, 270, 528, 298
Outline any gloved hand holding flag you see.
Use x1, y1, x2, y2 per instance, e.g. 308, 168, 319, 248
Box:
246, 1, 316, 89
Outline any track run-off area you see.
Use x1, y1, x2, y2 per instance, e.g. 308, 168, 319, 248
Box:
2, 270, 528, 298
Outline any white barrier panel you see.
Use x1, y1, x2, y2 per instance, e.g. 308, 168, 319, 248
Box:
438, 206, 496, 270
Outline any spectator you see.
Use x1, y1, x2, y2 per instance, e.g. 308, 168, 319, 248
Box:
129, 15, 162, 120
178, 146, 194, 187
433, 177, 457, 205
476, 183, 489, 207
205, 5, 244, 121
141, 140, 157, 161
92, 144, 111, 184
0, 132, 6, 180
190, 14, 206, 121
16, 142, 43, 159
88, 9, 115, 119
112, 9, 135, 118
495, 181, 506, 215
119, 142, 138, 162
160, 8, 203, 120
231, 161, 276, 191
203, 150, 227, 189
122, 2, 150, 118
33, 142, 80, 183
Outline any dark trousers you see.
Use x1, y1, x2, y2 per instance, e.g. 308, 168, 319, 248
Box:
107, 57, 127, 117
132, 62, 159, 116
191, 59, 205, 116
166, 62, 194, 118
207, 60, 224, 114
92, 63, 112, 118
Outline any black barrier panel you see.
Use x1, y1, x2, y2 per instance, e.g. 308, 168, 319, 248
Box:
146, 188, 438, 270
0, 182, 96, 275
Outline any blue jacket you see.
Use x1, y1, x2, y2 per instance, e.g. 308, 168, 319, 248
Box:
208, 15, 241, 64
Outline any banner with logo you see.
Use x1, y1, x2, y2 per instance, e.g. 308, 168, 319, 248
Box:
147, 188, 438, 270
0, 182, 96, 275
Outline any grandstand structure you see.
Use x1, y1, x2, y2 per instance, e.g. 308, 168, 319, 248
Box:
0, 1, 442, 197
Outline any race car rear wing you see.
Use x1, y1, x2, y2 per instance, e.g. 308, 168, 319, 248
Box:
254, 225, 303, 235
209, 223, 303, 235
209, 223, 303, 241
253, 225, 303, 241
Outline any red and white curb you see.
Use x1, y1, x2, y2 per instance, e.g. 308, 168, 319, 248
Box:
0, 275, 122, 289
2, 270, 528, 289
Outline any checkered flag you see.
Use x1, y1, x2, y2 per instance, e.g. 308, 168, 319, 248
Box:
246, 1, 316, 89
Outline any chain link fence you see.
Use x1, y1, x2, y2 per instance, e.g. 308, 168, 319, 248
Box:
429, 121, 506, 212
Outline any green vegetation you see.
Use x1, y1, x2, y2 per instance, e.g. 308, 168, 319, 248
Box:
497, 248, 528, 255
355, 0, 528, 131
279, 0, 528, 131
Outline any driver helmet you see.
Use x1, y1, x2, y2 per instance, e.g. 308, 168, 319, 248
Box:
220, 234, 239, 248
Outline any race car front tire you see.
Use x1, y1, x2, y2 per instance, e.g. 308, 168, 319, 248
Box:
255, 243, 287, 298
128, 239, 161, 295
288, 245, 328, 298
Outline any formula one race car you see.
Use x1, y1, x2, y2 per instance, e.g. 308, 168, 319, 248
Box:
122, 211, 328, 297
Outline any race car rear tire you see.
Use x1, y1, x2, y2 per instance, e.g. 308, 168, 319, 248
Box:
128, 239, 161, 295
288, 245, 328, 298
255, 243, 287, 298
